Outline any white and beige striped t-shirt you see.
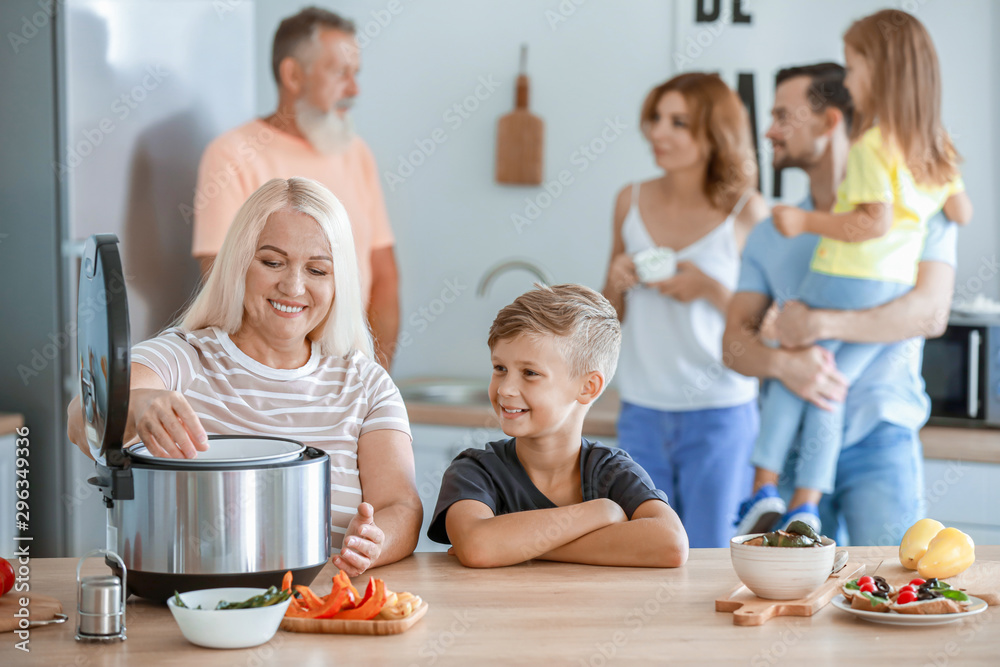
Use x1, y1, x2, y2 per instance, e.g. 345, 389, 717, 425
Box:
130, 326, 411, 550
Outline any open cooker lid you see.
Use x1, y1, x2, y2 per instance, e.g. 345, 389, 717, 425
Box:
78, 235, 131, 465
78, 235, 309, 471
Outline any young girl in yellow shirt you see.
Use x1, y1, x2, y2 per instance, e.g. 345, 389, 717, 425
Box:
737, 9, 973, 535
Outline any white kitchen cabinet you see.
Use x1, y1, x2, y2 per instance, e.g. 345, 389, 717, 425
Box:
923, 458, 1000, 545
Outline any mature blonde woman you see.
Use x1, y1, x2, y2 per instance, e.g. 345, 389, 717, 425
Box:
68, 177, 421, 576
602, 73, 768, 548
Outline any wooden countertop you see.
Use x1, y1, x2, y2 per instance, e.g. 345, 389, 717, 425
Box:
8, 548, 998, 665
0, 413, 24, 438
406, 395, 1000, 464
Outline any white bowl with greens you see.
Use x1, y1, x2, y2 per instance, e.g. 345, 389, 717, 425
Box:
730, 522, 838, 600
167, 586, 292, 649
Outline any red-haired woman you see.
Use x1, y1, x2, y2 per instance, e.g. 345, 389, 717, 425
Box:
602, 73, 768, 548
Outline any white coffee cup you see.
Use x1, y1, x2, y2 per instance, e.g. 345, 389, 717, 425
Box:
633, 247, 677, 283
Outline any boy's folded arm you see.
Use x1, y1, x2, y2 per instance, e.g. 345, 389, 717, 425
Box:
535, 499, 689, 568
445, 498, 626, 569
802, 203, 892, 242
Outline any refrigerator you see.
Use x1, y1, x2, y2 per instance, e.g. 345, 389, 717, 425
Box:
0, 0, 256, 556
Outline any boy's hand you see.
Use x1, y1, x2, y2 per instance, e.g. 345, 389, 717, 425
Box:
773, 205, 807, 238
598, 498, 628, 524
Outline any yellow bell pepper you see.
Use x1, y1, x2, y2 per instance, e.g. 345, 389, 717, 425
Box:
917, 527, 976, 579
898, 518, 945, 570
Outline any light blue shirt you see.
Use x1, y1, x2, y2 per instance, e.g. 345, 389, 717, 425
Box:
737, 198, 958, 447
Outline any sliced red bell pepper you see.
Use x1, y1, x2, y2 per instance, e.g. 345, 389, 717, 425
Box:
328, 578, 386, 620
285, 598, 311, 617
312, 587, 352, 619
294, 585, 326, 611
282, 571, 293, 593
333, 570, 360, 606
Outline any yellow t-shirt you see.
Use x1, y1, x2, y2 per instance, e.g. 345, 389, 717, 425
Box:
810, 126, 963, 285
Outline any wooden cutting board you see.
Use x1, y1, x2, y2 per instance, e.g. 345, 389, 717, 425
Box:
279, 600, 428, 635
0, 593, 64, 632
496, 45, 543, 185
716, 562, 865, 626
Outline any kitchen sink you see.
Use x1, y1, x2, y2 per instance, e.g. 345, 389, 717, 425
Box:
396, 377, 491, 405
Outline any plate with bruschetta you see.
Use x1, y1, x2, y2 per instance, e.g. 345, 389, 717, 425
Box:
832, 594, 987, 626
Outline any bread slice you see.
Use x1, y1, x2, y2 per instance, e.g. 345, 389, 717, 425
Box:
890, 597, 963, 615
851, 592, 892, 612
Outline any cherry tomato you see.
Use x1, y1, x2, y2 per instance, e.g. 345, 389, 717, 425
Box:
859, 582, 876, 593
909, 578, 926, 587
896, 590, 918, 605
0, 558, 14, 597
899, 585, 916, 594
857, 576, 874, 586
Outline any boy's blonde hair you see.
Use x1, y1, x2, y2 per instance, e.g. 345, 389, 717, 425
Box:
488, 284, 621, 384
844, 9, 959, 187
179, 177, 373, 358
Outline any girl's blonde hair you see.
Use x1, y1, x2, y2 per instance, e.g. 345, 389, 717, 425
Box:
844, 9, 959, 187
179, 177, 373, 358
640, 72, 756, 211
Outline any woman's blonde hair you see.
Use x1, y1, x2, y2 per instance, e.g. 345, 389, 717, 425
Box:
179, 177, 373, 358
640, 72, 756, 210
844, 9, 959, 187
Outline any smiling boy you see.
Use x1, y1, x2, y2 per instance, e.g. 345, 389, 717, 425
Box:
427, 284, 688, 568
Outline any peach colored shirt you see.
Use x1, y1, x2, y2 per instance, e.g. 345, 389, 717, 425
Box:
192, 120, 394, 304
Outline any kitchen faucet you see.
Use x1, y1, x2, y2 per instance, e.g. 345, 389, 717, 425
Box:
476, 258, 553, 297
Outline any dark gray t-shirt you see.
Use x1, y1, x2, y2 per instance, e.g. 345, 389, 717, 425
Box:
427, 438, 669, 545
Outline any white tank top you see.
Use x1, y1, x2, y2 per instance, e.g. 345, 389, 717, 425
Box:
617, 183, 759, 411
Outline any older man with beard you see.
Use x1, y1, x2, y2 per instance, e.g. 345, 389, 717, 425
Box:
192, 7, 399, 368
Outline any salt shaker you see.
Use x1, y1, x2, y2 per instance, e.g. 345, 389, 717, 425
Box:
75, 549, 127, 642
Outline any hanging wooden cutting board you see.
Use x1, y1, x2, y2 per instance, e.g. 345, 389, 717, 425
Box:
496, 45, 544, 185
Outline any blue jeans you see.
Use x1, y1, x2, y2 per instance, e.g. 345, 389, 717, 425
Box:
617, 400, 758, 548
753, 273, 911, 493
779, 422, 924, 545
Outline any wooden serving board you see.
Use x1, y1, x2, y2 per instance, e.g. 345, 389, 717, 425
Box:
279, 601, 428, 635
716, 562, 865, 626
0, 593, 64, 632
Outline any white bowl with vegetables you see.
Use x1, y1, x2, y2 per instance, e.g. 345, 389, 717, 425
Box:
167, 586, 293, 649
730, 521, 839, 600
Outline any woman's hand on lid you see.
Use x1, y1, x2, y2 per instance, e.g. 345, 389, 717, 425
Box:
335, 502, 385, 577
607, 252, 639, 293
130, 388, 208, 459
